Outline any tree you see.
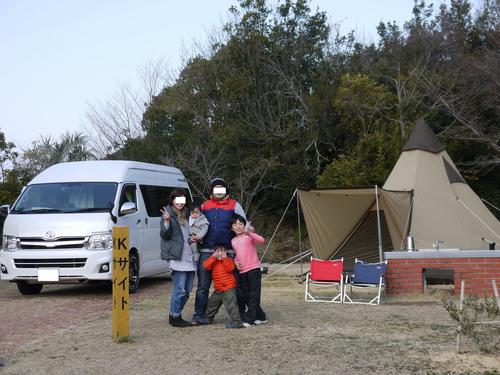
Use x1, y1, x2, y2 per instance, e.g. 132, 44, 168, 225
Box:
84, 58, 173, 157
0, 130, 18, 184
103, 0, 499, 221
139, 0, 335, 215
22, 132, 96, 176
317, 74, 403, 187
0, 130, 22, 204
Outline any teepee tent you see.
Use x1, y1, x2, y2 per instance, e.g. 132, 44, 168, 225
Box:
299, 119, 500, 269
383, 118, 500, 250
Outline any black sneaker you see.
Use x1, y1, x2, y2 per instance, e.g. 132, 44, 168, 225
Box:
225, 321, 243, 329
169, 315, 193, 328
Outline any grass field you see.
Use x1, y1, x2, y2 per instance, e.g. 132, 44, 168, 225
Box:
1, 264, 499, 375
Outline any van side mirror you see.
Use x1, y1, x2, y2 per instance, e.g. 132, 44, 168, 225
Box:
120, 202, 137, 215
0, 204, 10, 217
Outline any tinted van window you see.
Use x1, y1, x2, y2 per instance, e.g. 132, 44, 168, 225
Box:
140, 185, 190, 217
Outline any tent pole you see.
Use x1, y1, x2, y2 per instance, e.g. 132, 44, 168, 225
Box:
399, 195, 414, 249
297, 190, 303, 276
375, 185, 384, 261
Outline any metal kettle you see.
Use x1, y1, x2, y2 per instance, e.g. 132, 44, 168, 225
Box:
405, 235, 415, 251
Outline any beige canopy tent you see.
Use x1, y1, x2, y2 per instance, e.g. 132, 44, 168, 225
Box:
298, 119, 500, 270
298, 188, 411, 269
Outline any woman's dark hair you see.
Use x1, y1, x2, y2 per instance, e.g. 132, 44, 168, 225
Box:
169, 188, 187, 205
231, 214, 246, 226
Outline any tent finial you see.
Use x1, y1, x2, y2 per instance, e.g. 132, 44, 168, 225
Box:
403, 118, 445, 153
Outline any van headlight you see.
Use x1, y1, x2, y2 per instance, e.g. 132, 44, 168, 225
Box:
85, 232, 113, 250
3, 236, 20, 251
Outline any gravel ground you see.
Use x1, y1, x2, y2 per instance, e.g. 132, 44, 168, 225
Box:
0, 265, 499, 375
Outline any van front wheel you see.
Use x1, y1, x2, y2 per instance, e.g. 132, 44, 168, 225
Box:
17, 281, 43, 295
129, 252, 139, 294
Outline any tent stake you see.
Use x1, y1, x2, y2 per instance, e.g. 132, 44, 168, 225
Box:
375, 185, 384, 261
456, 280, 465, 354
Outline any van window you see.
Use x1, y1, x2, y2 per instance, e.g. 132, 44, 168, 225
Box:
11, 182, 118, 214
140, 185, 190, 217
118, 184, 137, 216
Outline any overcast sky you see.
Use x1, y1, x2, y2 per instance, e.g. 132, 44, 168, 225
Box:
1, 0, 444, 151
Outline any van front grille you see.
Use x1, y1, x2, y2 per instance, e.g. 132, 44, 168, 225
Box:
14, 258, 87, 268
19, 237, 87, 249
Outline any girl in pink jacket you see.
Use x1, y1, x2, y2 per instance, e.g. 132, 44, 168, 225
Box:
231, 214, 267, 327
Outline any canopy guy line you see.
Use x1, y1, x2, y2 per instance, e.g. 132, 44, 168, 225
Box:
482, 198, 500, 213
457, 197, 500, 239
259, 189, 297, 263
262, 249, 312, 281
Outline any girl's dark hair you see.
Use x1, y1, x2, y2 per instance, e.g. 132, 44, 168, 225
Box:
169, 188, 187, 205
231, 214, 246, 226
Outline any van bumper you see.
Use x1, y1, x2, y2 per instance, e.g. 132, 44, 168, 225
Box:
0, 248, 113, 283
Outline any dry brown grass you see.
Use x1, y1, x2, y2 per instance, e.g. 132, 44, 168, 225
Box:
1, 265, 499, 375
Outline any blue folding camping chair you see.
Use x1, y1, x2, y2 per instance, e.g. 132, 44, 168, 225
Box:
343, 259, 387, 305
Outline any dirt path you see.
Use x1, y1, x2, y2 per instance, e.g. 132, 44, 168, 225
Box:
0, 276, 170, 360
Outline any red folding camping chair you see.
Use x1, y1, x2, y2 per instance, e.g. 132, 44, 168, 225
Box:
305, 257, 344, 303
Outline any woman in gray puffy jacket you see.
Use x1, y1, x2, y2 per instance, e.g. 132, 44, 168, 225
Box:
160, 188, 196, 328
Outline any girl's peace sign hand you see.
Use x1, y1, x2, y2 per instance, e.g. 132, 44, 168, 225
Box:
160, 206, 170, 221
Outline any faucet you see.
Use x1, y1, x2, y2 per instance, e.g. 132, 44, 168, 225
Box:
433, 240, 444, 251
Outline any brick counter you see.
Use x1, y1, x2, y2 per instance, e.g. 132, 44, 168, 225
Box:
384, 250, 500, 296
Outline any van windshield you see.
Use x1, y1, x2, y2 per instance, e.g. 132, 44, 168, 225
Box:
11, 182, 118, 214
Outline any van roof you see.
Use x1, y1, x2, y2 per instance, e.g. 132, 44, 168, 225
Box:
29, 160, 184, 184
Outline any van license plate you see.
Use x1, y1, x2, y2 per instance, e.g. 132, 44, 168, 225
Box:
38, 268, 59, 282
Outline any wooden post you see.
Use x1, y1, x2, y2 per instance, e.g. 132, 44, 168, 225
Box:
493, 280, 500, 310
112, 226, 129, 342
456, 279, 465, 354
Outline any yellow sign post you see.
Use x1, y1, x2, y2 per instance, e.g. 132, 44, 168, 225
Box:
112, 226, 129, 342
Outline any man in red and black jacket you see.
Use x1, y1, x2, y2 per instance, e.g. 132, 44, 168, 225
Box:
191, 177, 246, 325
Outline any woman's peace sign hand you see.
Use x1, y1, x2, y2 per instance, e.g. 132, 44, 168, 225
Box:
160, 206, 170, 222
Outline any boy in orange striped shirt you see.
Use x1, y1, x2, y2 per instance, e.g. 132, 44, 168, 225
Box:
203, 244, 243, 328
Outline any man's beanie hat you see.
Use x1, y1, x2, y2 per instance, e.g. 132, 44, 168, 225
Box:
210, 177, 227, 190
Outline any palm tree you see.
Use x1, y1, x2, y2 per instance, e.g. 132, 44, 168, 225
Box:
23, 132, 97, 174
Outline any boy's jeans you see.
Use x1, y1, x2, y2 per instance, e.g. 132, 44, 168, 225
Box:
169, 270, 195, 317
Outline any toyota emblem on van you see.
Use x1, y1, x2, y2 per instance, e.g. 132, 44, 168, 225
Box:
46, 231, 56, 239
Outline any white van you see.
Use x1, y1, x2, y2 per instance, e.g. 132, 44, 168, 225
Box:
0, 160, 191, 295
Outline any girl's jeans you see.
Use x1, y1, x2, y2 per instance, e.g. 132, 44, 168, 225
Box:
238, 267, 266, 324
